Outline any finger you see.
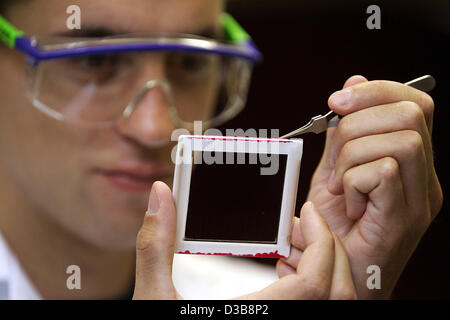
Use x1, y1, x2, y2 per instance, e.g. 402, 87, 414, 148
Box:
340, 157, 430, 250
317, 76, 369, 172
329, 102, 441, 217
276, 215, 304, 279
330, 101, 432, 169
329, 102, 440, 211
277, 216, 304, 277
342, 157, 408, 222
240, 202, 335, 299
278, 246, 303, 274
291, 216, 306, 250
343, 158, 431, 297
133, 181, 178, 300
329, 233, 357, 300
343, 75, 369, 88
328, 131, 428, 212
276, 259, 296, 279
328, 80, 435, 132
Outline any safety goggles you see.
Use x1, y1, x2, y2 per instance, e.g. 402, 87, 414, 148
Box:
0, 13, 262, 129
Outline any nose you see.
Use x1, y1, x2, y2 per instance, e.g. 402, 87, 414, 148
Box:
116, 80, 177, 148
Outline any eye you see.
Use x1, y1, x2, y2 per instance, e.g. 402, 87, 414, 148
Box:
167, 53, 217, 80
72, 54, 118, 69
66, 54, 132, 84
179, 54, 209, 72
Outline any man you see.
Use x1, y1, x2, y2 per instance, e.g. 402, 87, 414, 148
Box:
0, 0, 442, 299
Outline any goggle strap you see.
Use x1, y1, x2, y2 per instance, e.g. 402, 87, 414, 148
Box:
0, 14, 25, 48
221, 13, 251, 44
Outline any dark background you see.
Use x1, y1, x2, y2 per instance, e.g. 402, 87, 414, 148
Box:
186, 152, 286, 243
189, 0, 449, 299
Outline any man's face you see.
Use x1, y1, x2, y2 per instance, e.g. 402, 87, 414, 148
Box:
0, 0, 223, 249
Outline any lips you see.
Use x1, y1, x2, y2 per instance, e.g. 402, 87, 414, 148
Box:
96, 164, 173, 193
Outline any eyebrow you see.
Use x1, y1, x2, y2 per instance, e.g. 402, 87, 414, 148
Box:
53, 26, 223, 40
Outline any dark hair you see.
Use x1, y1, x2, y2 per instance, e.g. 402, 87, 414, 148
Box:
0, 1, 15, 48
0, 1, 9, 15
0, 1, 17, 16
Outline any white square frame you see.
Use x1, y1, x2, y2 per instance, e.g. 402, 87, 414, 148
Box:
172, 135, 303, 258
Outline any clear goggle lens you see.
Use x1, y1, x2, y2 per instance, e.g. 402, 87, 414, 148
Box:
26, 51, 253, 128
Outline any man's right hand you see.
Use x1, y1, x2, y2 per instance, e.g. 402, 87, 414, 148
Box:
132, 181, 357, 300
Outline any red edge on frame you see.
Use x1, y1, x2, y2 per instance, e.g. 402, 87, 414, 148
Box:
186, 136, 293, 144
177, 250, 285, 259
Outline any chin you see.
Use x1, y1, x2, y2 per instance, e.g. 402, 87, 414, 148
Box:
68, 203, 146, 251
84, 221, 141, 251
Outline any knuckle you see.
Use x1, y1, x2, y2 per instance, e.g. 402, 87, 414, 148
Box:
436, 186, 444, 211
339, 140, 355, 163
379, 157, 399, 181
136, 232, 150, 252
401, 130, 424, 158
421, 93, 435, 115
136, 226, 157, 252
342, 169, 355, 188
401, 101, 425, 127
431, 182, 444, 217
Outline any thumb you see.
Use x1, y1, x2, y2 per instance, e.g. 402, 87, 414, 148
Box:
317, 75, 369, 175
133, 181, 178, 300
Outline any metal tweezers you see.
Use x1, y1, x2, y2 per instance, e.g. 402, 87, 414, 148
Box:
280, 75, 436, 139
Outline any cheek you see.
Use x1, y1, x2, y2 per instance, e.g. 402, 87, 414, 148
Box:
175, 81, 219, 122
0, 87, 88, 182
0, 56, 97, 223
0, 81, 138, 247
0, 95, 88, 210
0, 61, 152, 248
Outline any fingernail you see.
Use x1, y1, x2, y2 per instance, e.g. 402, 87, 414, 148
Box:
330, 88, 352, 107
304, 201, 314, 212
147, 182, 161, 215
300, 201, 315, 218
